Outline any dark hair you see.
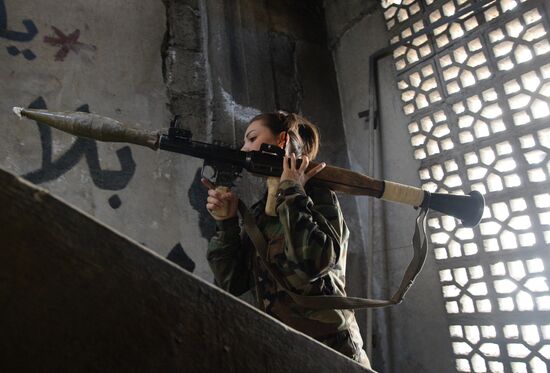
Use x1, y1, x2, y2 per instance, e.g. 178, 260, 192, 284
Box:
249, 111, 320, 160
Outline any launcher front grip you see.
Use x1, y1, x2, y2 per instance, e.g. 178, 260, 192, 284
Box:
381, 180, 485, 228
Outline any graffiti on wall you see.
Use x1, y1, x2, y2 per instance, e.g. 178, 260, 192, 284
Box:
0, 0, 38, 60
22, 96, 136, 209
166, 243, 196, 273
1, 1, 97, 62
43, 26, 96, 62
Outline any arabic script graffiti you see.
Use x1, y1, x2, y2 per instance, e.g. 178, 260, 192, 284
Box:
22, 97, 137, 208
0, 0, 38, 60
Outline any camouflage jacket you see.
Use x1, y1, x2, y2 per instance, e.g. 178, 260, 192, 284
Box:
207, 179, 360, 340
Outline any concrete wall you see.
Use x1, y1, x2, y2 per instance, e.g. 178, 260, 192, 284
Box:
0, 0, 213, 280
3, 0, 443, 369
2, 0, 369, 348
163, 0, 369, 315
0, 166, 374, 372
1, 0, 362, 281
324, 1, 455, 372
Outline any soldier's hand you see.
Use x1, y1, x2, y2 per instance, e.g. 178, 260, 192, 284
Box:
201, 178, 239, 221
280, 153, 326, 188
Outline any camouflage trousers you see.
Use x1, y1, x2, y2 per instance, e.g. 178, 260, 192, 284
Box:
317, 329, 372, 370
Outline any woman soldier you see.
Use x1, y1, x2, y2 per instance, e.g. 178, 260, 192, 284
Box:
202, 112, 371, 368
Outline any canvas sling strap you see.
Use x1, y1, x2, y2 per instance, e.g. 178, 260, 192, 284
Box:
237, 200, 429, 310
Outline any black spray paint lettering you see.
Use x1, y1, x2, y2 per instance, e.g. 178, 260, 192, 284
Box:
187, 168, 216, 240
0, 0, 38, 60
22, 97, 136, 207
166, 243, 196, 273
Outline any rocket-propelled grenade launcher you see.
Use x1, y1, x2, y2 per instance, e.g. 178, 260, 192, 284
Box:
13, 107, 484, 227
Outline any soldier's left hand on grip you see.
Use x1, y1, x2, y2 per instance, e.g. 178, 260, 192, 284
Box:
201, 178, 239, 221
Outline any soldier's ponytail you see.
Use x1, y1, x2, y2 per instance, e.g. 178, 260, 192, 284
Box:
249, 111, 320, 160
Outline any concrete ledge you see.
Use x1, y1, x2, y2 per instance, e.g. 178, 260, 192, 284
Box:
0, 167, 373, 372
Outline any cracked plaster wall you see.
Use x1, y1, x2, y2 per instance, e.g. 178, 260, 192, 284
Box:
0, 0, 404, 367
324, 1, 455, 372
162, 0, 370, 323
1, 0, 214, 279
0, 0, 369, 308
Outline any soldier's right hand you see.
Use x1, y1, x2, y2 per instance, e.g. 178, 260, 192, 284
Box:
201, 178, 239, 221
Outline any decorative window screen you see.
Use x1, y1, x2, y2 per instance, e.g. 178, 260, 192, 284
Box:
382, 0, 550, 372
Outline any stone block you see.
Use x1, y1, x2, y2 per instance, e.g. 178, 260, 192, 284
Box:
169, 1, 202, 51
165, 48, 206, 95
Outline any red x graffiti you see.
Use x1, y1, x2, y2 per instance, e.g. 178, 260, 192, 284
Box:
43, 26, 96, 61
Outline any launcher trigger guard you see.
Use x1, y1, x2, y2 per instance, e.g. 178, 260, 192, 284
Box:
201, 162, 218, 185
201, 159, 241, 188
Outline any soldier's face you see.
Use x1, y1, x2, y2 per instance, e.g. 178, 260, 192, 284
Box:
241, 120, 285, 152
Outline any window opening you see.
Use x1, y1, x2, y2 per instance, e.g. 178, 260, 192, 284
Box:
382, 0, 550, 371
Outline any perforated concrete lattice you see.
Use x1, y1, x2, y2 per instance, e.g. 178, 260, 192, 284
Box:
382, 0, 550, 371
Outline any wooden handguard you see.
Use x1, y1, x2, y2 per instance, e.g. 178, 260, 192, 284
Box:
265, 177, 279, 217
307, 164, 384, 197
209, 186, 230, 218
381, 180, 424, 207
